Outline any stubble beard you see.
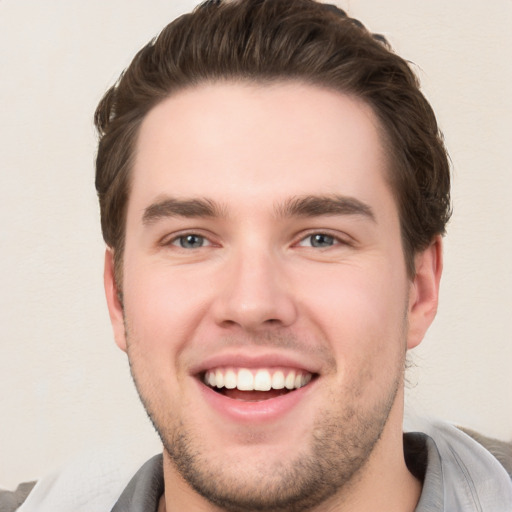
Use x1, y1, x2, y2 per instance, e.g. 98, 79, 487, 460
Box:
128, 350, 405, 512
166, 385, 400, 512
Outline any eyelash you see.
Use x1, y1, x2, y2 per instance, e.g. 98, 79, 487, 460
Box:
297, 233, 338, 248
294, 230, 352, 249
163, 232, 213, 249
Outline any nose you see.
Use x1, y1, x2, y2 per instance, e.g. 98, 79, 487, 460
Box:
212, 248, 298, 331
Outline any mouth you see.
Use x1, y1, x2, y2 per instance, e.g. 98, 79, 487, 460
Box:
201, 367, 316, 402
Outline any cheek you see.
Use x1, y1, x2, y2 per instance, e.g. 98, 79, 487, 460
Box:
303, 268, 408, 403
122, 268, 204, 404
122, 263, 211, 355
297, 261, 408, 355
121, 264, 229, 405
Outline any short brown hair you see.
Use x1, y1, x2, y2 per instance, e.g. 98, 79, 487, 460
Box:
95, 0, 451, 281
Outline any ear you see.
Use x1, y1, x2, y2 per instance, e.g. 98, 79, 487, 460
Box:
104, 248, 127, 352
407, 236, 443, 349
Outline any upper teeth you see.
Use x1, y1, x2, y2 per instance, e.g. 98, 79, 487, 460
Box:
204, 368, 312, 391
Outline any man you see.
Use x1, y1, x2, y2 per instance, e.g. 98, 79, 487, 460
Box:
3, 0, 511, 511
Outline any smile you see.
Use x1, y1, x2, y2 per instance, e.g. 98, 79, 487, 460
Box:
202, 367, 315, 401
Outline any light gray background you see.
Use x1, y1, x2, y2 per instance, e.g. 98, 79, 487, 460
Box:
1, 0, 511, 489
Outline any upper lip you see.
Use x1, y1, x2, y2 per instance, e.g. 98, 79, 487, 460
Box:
189, 351, 322, 377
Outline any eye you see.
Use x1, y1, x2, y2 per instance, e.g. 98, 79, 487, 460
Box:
171, 234, 210, 249
298, 233, 337, 248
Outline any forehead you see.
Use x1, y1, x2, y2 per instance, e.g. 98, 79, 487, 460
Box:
131, 81, 394, 218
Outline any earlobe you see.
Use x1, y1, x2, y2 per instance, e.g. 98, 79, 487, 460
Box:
104, 248, 127, 352
407, 236, 443, 349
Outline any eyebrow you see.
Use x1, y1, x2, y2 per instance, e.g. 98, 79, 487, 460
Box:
142, 194, 376, 225
142, 197, 225, 225
274, 194, 376, 222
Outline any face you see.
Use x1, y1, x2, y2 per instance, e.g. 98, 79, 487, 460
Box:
105, 82, 440, 511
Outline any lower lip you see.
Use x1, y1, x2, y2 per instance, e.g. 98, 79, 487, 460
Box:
197, 379, 316, 423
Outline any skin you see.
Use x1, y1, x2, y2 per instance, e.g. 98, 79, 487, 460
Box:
104, 82, 442, 511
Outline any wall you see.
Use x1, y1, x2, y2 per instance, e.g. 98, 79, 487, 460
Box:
0, 0, 510, 489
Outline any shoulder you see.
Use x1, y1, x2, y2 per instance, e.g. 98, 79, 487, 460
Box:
406, 421, 512, 511
0, 449, 161, 512
460, 427, 512, 478
0, 482, 36, 512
